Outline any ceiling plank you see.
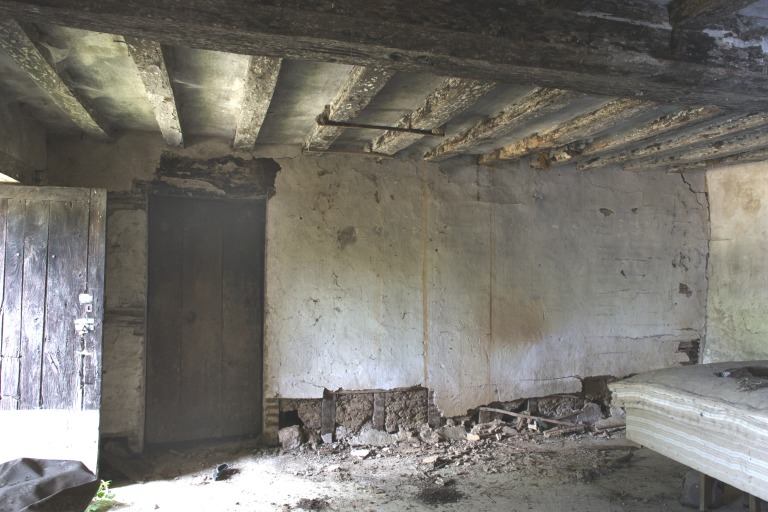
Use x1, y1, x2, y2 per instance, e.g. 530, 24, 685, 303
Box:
624, 124, 768, 171
369, 78, 495, 156
545, 106, 722, 167
124, 37, 183, 147
667, 146, 768, 173
479, 98, 652, 165
305, 66, 395, 152
0, 1, 767, 110
668, 0, 756, 28
0, 19, 111, 140
232, 56, 282, 150
576, 111, 768, 171
424, 88, 582, 162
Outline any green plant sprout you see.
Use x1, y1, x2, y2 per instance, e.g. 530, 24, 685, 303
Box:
86, 480, 117, 512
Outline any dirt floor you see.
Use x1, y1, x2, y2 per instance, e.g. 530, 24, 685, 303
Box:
98, 428, 750, 512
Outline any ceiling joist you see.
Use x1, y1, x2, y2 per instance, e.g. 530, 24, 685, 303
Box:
479, 98, 653, 165
124, 37, 183, 147
369, 78, 495, 156
668, 0, 756, 28
424, 88, 582, 162
0, 1, 766, 110
667, 146, 768, 173
576, 112, 768, 171
544, 106, 723, 168
233, 56, 282, 150
0, 19, 111, 141
624, 124, 768, 172
305, 66, 395, 152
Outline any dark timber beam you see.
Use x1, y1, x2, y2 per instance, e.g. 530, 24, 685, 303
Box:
305, 66, 395, 152
624, 124, 768, 172
369, 78, 495, 155
668, 0, 757, 28
233, 56, 282, 150
479, 98, 652, 165
0, 1, 767, 110
577, 112, 768, 171
124, 37, 183, 147
424, 88, 582, 162
545, 106, 722, 167
0, 150, 34, 183
0, 19, 111, 140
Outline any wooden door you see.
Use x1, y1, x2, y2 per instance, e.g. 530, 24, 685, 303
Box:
0, 186, 105, 473
146, 195, 264, 444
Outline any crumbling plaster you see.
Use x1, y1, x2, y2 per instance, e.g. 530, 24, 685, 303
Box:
45, 131, 709, 447
705, 161, 768, 362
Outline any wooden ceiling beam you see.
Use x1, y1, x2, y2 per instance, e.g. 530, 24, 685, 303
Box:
668, 0, 756, 28
305, 66, 395, 152
624, 124, 768, 172
124, 37, 183, 147
544, 106, 722, 168
0, 1, 767, 110
424, 88, 582, 162
369, 78, 495, 155
479, 98, 652, 165
232, 56, 282, 150
0, 19, 111, 140
576, 111, 768, 171
667, 146, 768, 173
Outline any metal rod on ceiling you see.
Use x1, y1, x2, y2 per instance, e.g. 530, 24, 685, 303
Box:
315, 109, 445, 136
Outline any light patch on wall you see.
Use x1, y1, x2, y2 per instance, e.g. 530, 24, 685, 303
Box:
0, 172, 19, 183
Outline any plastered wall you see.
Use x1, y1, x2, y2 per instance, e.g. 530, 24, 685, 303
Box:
266, 156, 709, 416
46, 132, 709, 446
705, 162, 768, 362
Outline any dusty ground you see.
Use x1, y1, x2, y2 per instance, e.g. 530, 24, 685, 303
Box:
100, 430, 746, 512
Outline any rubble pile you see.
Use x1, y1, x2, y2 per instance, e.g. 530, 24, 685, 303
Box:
277, 395, 626, 453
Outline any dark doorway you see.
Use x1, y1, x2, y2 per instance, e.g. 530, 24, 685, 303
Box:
146, 195, 265, 444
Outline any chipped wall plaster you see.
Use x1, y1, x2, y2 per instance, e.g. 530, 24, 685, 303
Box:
706, 161, 768, 362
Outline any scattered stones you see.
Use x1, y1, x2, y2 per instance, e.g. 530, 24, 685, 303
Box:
350, 449, 371, 459
575, 403, 605, 424
437, 425, 468, 441
279, 426, 304, 450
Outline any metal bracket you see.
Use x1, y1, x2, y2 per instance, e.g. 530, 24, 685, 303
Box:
74, 318, 95, 335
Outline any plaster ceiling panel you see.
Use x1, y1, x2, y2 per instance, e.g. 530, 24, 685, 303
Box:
33, 24, 158, 132
168, 47, 250, 142
256, 59, 355, 145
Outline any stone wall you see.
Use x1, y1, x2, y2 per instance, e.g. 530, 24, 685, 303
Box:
46, 132, 709, 447
705, 162, 768, 362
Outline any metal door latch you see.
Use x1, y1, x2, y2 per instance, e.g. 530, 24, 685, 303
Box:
75, 318, 95, 335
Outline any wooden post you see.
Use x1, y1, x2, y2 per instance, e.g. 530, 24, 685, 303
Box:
320, 392, 336, 443
750, 494, 763, 512
699, 472, 713, 511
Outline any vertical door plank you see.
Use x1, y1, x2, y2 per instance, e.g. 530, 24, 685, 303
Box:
19, 200, 50, 409
0, 198, 19, 410
146, 196, 184, 443
42, 200, 88, 409
180, 199, 223, 440
221, 200, 265, 437
83, 189, 106, 410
